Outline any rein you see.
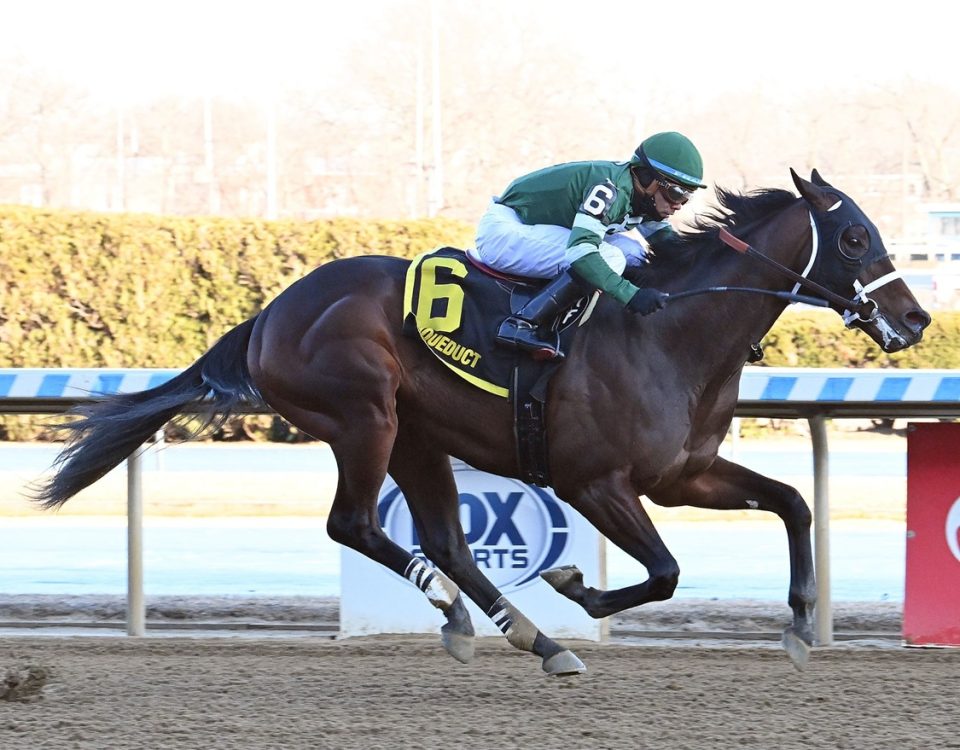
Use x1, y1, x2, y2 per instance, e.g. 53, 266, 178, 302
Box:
667, 286, 828, 307
717, 226, 878, 321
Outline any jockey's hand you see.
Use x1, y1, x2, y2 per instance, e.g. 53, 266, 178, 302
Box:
626, 288, 668, 316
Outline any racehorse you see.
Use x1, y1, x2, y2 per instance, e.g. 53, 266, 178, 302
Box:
36, 169, 929, 676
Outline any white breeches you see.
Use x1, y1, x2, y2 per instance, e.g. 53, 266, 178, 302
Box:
469, 201, 647, 279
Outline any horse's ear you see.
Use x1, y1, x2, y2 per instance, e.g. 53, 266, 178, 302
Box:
790, 167, 834, 211
790, 167, 806, 194
810, 169, 831, 187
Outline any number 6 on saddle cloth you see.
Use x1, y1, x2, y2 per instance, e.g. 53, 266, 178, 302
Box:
403, 247, 593, 399
403, 247, 593, 486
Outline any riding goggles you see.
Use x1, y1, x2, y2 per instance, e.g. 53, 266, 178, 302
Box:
656, 179, 694, 205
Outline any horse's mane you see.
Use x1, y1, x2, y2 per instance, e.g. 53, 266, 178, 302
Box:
629, 186, 798, 288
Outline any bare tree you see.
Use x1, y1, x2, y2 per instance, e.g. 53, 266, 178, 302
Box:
0, 17, 959, 231
0, 57, 103, 207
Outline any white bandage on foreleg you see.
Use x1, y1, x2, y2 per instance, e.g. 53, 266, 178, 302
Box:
404, 559, 459, 609
487, 596, 538, 651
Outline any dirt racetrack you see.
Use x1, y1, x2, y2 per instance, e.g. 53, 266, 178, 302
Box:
2, 634, 959, 750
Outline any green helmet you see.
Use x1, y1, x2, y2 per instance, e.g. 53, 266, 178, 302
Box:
632, 132, 706, 189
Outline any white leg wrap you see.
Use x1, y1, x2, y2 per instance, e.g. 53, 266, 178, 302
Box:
404, 559, 459, 609
488, 596, 537, 652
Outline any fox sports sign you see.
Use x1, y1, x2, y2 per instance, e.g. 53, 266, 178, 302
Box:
341, 460, 601, 639
378, 462, 572, 593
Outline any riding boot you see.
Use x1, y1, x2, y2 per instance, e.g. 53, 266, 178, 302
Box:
496, 272, 586, 360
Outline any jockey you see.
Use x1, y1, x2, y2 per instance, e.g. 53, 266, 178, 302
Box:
469, 131, 706, 359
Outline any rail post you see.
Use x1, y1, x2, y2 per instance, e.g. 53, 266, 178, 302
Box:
809, 414, 833, 646
126, 447, 145, 636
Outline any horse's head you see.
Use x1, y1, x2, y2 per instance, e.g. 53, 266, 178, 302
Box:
790, 169, 931, 352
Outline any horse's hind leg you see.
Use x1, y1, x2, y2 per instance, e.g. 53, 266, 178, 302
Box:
263, 396, 470, 655
388, 431, 585, 676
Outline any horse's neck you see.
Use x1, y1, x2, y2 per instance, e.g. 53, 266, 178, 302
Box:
653, 292, 786, 380
682, 202, 814, 348
584, 292, 782, 387
607, 202, 814, 383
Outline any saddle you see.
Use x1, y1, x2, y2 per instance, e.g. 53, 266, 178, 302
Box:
403, 247, 593, 485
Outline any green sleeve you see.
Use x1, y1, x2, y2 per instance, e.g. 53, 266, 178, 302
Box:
570, 251, 638, 306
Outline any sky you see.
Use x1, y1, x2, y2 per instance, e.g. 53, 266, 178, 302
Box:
4, 0, 959, 104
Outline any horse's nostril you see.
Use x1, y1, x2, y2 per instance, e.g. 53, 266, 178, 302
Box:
904, 309, 932, 332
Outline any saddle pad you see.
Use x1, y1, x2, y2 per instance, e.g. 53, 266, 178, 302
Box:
403, 247, 522, 397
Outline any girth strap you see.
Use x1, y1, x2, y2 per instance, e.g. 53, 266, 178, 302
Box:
511, 361, 555, 487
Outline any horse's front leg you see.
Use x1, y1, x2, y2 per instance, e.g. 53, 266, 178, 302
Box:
542, 474, 681, 619
646, 457, 816, 668
389, 431, 585, 676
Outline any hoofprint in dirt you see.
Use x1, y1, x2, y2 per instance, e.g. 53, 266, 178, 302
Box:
0, 635, 957, 750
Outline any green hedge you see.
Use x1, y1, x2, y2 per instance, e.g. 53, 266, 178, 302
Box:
0, 206, 473, 368
757, 309, 960, 369
1, 205, 956, 440
0, 206, 473, 439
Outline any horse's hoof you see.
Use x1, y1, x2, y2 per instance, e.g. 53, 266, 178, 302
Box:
440, 595, 475, 664
540, 565, 583, 593
781, 627, 811, 671
441, 629, 475, 664
542, 649, 586, 676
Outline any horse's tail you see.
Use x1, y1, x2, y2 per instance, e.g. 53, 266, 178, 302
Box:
34, 317, 263, 511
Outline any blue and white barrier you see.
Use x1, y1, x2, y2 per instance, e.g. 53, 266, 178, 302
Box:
0, 369, 179, 395
739, 367, 960, 410
0, 369, 179, 413
1, 366, 958, 418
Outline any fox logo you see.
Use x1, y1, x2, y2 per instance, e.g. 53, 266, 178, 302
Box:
378, 468, 571, 592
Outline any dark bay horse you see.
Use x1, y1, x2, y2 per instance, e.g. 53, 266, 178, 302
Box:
37, 170, 930, 675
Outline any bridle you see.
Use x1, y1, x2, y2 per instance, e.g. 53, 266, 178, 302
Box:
795, 209, 902, 326
718, 207, 900, 327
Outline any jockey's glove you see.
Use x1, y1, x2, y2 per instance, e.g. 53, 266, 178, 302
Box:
626, 287, 668, 316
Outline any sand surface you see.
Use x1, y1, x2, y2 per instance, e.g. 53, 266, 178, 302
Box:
2, 632, 958, 750
0, 595, 925, 749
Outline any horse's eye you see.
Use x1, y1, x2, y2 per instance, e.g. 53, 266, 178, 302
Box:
840, 226, 870, 260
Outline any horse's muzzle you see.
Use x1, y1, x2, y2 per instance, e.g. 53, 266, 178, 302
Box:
875, 307, 931, 352
903, 308, 932, 337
